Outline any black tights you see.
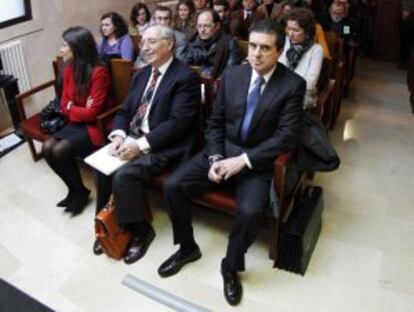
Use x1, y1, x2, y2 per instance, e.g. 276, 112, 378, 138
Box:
42, 138, 87, 194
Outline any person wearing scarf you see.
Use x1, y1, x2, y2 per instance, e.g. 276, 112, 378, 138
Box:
187, 9, 243, 78
279, 8, 323, 109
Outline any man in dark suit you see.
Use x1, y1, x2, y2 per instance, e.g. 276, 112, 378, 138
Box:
230, 0, 265, 40
94, 25, 201, 264
158, 20, 305, 305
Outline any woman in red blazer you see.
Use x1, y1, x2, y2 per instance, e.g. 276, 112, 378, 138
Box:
42, 26, 114, 215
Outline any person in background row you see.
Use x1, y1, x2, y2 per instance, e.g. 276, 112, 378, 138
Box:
398, 0, 414, 69
42, 26, 114, 215
279, 8, 323, 109
93, 25, 201, 263
228, 0, 243, 11
130, 2, 152, 36
97, 12, 135, 61
174, 0, 198, 40
230, 0, 265, 40
194, 0, 209, 13
257, 0, 281, 19
159, 19, 305, 306
187, 9, 243, 78
278, 0, 331, 59
319, 0, 358, 42
136, 6, 189, 68
213, 0, 232, 34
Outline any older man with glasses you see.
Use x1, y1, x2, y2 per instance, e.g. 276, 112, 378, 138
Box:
186, 8, 243, 78
93, 24, 201, 264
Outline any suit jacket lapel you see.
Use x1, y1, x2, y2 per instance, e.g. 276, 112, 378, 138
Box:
235, 65, 252, 130
248, 63, 284, 133
134, 67, 151, 111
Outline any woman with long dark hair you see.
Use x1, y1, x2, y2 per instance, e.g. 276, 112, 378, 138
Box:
173, 0, 197, 40
129, 3, 151, 35
42, 26, 114, 215
97, 12, 135, 60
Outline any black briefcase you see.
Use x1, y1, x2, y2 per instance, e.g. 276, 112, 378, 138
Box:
275, 186, 324, 275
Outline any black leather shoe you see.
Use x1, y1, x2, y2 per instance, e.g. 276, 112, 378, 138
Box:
158, 246, 201, 278
65, 189, 90, 215
57, 192, 73, 207
123, 228, 155, 264
222, 269, 242, 306
93, 239, 103, 256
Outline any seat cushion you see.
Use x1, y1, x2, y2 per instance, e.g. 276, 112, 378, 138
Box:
20, 113, 49, 142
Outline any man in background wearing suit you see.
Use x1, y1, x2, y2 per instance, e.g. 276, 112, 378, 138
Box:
94, 25, 201, 264
230, 0, 265, 40
159, 20, 305, 305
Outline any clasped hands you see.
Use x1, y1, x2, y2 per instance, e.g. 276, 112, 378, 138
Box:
108, 136, 141, 161
208, 156, 247, 183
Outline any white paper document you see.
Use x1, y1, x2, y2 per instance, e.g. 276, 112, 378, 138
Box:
0, 133, 22, 152
84, 136, 135, 176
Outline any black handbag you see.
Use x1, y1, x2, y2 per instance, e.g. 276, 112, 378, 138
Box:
275, 186, 324, 275
40, 98, 66, 134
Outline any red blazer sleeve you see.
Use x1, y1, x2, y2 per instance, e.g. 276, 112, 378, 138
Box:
60, 66, 72, 117
68, 66, 111, 123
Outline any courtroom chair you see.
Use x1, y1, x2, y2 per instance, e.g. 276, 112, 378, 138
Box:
324, 31, 346, 129
129, 33, 141, 59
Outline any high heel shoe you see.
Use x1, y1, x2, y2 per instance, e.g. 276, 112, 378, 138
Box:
65, 188, 90, 215
56, 192, 73, 207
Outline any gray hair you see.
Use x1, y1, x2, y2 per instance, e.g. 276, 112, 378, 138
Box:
143, 24, 176, 49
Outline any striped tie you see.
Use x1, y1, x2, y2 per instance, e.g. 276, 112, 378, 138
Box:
129, 68, 161, 136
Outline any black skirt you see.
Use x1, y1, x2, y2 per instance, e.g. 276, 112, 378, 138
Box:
53, 123, 95, 157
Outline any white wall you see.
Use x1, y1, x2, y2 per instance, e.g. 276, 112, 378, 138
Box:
0, 0, 139, 89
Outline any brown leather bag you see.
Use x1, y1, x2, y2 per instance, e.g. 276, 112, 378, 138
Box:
95, 196, 132, 260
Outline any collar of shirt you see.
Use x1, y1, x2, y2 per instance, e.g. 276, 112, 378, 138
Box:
244, 10, 252, 19
152, 56, 174, 78
249, 64, 277, 93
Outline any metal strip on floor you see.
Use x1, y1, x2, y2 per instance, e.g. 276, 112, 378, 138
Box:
122, 274, 212, 312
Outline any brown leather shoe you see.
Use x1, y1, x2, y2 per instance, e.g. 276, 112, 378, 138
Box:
123, 228, 155, 264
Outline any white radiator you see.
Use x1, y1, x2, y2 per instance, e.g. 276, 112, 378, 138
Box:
0, 40, 30, 92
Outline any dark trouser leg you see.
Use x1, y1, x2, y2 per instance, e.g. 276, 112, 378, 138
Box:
225, 173, 271, 272
94, 170, 112, 214
163, 154, 216, 245
112, 157, 163, 227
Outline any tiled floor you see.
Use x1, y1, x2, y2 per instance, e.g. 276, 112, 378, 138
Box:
1, 57, 413, 311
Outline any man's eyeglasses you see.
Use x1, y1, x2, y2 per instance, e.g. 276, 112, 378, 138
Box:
139, 38, 168, 48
